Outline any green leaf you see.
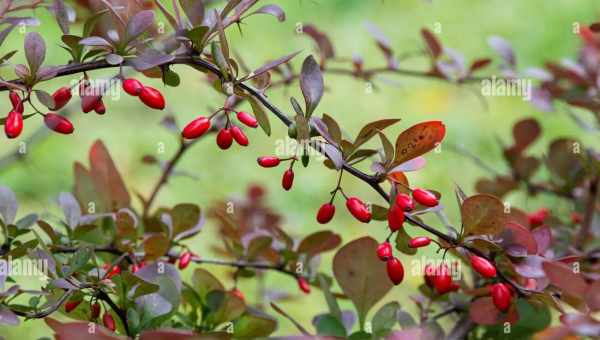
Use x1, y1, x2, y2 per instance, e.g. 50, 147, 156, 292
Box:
322, 114, 342, 145
205, 290, 245, 325
249, 96, 271, 136
333, 237, 393, 328
233, 307, 277, 338
143, 234, 170, 261
317, 274, 342, 322
192, 268, 224, 302
297, 231, 341, 261
372, 302, 400, 337
184, 26, 209, 48
315, 314, 346, 337
66, 246, 92, 276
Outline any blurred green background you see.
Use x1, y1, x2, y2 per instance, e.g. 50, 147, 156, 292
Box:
1, 0, 599, 337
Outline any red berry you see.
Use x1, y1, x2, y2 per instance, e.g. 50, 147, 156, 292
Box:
178, 251, 193, 270
298, 277, 310, 294
316, 203, 335, 224
216, 128, 233, 149
387, 205, 405, 231
424, 264, 436, 287
433, 264, 453, 294
412, 188, 438, 207
182, 116, 211, 139
231, 288, 245, 302
91, 302, 101, 319
470, 255, 497, 278
395, 193, 414, 211
236, 111, 258, 128
131, 263, 140, 273
282, 169, 294, 190
139, 86, 165, 110
527, 208, 549, 228
4, 111, 23, 139
44, 113, 74, 134
102, 312, 116, 331
386, 257, 404, 285
94, 99, 106, 115
230, 125, 249, 146
257, 156, 280, 168
52, 87, 72, 110
490, 283, 512, 312
104, 264, 121, 279
65, 299, 82, 313
122, 78, 144, 96
571, 212, 582, 224
376, 242, 393, 261
408, 236, 431, 248
346, 196, 371, 223
9, 91, 24, 113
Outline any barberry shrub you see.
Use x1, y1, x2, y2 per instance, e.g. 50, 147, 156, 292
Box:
0, 1, 599, 339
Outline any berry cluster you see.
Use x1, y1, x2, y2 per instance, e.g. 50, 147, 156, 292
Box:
182, 110, 257, 150
257, 156, 296, 191
122, 78, 165, 110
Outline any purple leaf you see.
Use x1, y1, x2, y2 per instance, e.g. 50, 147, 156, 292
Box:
302, 24, 335, 60
0, 306, 19, 326
319, 143, 344, 170
24, 32, 45, 73
50, 0, 70, 34
127, 10, 155, 40
532, 226, 552, 255
364, 21, 398, 69
179, 0, 205, 27
251, 4, 285, 22
79, 36, 112, 47
389, 157, 427, 173
130, 49, 175, 71
300, 55, 324, 117
515, 255, 546, 278
0, 186, 17, 225
488, 36, 515, 67
246, 51, 300, 81
58, 192, 81, 229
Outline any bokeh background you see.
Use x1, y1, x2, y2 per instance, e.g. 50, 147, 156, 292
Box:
1, 0, 599, 337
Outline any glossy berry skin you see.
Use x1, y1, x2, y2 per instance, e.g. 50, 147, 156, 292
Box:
230, 126, 249, 146
4, 111, 23, 139
65, 299, 82, 313
103, 312, 116, 331
316, 203, 335, 224
94, 100, 106, 115
91, 302, 101, 319
216, 128, 233, 149
395, 193, 415, 211
408, 236, 431, 248
423, 264, 436, 287
386, 257, 404, 285
470, 255, 497, 278
257, 156, 280, 168
122, 78, 144, 96
298, 277, 310, 294
52, 87, 72, 110
81, 95, 102, 113
139, 86, 165, 109
44, 113, 74, 134
104, 264, 121, 279
490, 283, 512, 312
236, 111, 258, 128
412, 188, 438, 207
376, 242, 393, 261
433, 264, 453, 294
387, 205, 405, 231
528, 208, 549, 228
346, 196, 371, 223
182, 116, 211, 139
282, 169, 294, 190
9, 91, 24, 113
178, 251, 193, 270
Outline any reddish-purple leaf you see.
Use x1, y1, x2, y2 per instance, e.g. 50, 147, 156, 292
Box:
421, 28, 442, 58
24, 32, 45, 73
543, 261, 589, 297
488, 36, 515, 67
251, 4, 285, 22
300, 55, 324, 117
179, 0, 205, 27
127, 10, 155, 40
